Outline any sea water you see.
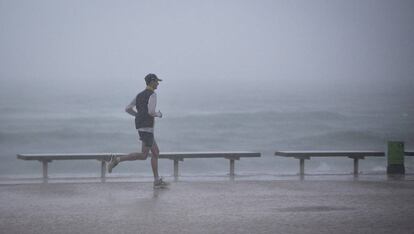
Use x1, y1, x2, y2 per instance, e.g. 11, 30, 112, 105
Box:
1, 83, 413, 179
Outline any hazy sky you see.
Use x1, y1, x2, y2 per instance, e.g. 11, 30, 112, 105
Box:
1, 0, 413, 105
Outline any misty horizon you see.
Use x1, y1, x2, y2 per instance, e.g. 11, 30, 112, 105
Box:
1, 0, 413, 110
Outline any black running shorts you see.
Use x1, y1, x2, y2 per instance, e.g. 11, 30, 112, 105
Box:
138, 131, 154, 147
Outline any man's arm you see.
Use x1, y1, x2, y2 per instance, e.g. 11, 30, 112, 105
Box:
125, 98, 137, 117
148, 93, 162, 118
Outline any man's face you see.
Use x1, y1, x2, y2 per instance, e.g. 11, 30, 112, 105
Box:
151, 80, 159, 89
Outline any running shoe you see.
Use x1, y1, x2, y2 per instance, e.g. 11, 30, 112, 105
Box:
153, 178, 169, 188
107, 154, 119, 173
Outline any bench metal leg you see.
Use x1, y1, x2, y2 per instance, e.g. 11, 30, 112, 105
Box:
353, 158, 359, 176
101, 161, 106, 179
299, 158, 305, 177
174, 159, 179, 180
230, 159, 235, 177
42, 160, 48, 182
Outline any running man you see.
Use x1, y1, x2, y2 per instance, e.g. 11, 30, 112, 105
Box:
107, 73, 169, 188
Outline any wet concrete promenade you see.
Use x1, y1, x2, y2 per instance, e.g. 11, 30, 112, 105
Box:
1, 179, 414, 234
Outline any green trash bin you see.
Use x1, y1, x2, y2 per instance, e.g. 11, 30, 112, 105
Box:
387, 141, 405, 174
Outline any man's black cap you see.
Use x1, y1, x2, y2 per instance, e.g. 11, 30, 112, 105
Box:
145, 73, 162, 83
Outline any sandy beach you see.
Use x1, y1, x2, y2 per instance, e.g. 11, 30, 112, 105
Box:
1, 179, 414, 234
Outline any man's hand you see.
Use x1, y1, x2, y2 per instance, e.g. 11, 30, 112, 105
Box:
157, 110, 163, 118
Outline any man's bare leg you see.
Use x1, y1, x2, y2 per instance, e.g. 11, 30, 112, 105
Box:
151, 142, 169, 188
118, 142, 150, 162
150, 141, 160, 180
107, 142, 151, 173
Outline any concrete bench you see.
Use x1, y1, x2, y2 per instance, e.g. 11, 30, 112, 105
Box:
17, 151, 261, 180
274, 151, 385, 176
